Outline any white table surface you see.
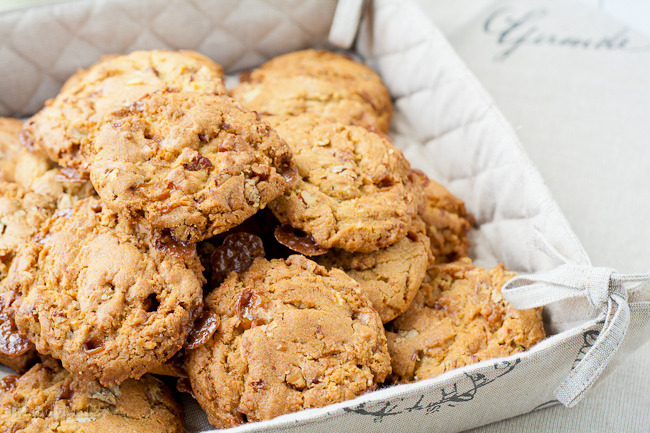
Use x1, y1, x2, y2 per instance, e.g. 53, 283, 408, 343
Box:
415, 0, 650, 431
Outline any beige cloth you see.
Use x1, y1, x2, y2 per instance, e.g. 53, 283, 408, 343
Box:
414, 0, 650, 430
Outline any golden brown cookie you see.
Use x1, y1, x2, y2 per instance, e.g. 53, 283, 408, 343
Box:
231, 49, 392, 132
0, 359, 183, 432
0, 172, 95, 281
3, 197, 204, 386
89, 91, 295, 243
418, 174, 474, 263
0, 117, 54, 188
0, 182, 57, 280
0, 181, 93, 371
0, 117, 95, 206
185, 255, 390, 428
22, 50, 227, 170
386, 258, 545, 383
267, 114, 419, 252
316, 219, 432, 323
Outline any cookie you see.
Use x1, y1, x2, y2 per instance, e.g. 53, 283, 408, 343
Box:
316, 219, 432, 323
21, 50, 227, 170
267, 114, 419, 252
0, 358, 183, 432
27, 167, 96, 210
0, 346, 39, 374
418, 174, 474, 263
0, 171, 95, 278
3, 197, 204, 386
0, 182, 57, 280
0, 117, 54, 188
0, 184, 57, 368
231, 49, 392, 132
185, 255, 390, 428
386, 258, 545, 383
0, 117, 96, 207
89, 91, 295, 243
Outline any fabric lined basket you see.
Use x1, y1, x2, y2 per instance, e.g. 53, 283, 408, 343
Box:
0, 0, 648, 431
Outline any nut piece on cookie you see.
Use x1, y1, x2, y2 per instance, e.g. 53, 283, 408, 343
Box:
3, 197, 204, 386
185, 255, 391, 428
22, 50, 227, 171
267, 114, 419, 252
231, 49, 392, 132
316, 219, 433, 323
0, 359, 184, 432
386, 258, 545, 383
89, 91, 295, 243
414, 171, 474, 263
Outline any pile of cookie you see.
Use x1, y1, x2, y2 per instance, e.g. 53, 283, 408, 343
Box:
0, 49, 545, 431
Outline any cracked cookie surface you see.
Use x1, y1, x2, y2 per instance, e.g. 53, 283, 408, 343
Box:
267, 114, 419, 252
386, 258, 545, 383
21, 50, 227, 171
231, 49, 392, 132
3, 197, 204, 386
89, 91, 295, 243
186, 255, 390, 428
316, 219, 432, 323
0, 358, 183, 432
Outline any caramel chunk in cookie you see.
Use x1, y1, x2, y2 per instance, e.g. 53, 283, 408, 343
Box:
386, 258, 545, 383
0, 117, 95, 207
231, 49, 392, 132
89, 91, 295, 243
417, 173, 474, 263
317, 219, 432, 323
267, 114, 419, 252
4, 197, 203, 386
186, 255, 390, 428
0, 346, 39, 374
22, 50, 227, 170
0, 359, 183, 432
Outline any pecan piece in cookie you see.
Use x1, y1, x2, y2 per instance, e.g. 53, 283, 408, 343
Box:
0, 359, 183, 432
267, 114, 419, 252
386, 258, 545, 383
186, 255, 390, 428
231, 49, 392, 132
89, 91, 295, 243
273, 224, 328, 256
22, 49, 227, 171
4, 197, 203, 386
